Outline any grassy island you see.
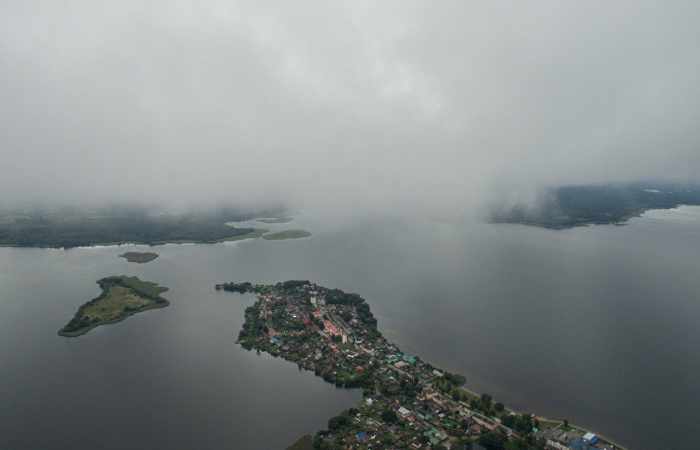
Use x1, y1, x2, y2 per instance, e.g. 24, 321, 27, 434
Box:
262, 229, 311, 240
119, 251, 159, 263
220, 280, 625, 450
58, 276, 169, 337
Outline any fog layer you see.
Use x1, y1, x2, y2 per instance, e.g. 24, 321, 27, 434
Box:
2, 1, 699, 215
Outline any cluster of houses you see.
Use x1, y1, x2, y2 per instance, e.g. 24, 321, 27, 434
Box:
535, 428, 613, 450
225, 281, 623, 450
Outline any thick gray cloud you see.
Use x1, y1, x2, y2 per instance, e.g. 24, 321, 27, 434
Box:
1, 1, 699, 215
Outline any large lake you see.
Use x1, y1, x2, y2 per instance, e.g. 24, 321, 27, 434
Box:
1, 209, 699, 450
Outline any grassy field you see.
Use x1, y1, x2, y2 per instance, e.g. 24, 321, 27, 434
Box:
58, 276, 169, 337
262, 229, 312, 240
116, 276, 168, 298
80, 286, 151, 320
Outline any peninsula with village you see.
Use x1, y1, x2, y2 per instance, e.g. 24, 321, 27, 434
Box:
217, 281, 623, 450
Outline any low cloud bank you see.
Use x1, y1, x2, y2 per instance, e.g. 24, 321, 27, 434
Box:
2, 1, 699, 219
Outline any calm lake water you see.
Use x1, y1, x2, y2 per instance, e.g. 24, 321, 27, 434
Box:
1, 209, 699, 450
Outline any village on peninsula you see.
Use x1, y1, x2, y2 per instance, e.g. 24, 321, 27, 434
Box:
216, 281, 622, 450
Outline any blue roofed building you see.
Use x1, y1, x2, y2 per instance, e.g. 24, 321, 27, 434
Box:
583, 432, 599, 445
568, 437, 597, 450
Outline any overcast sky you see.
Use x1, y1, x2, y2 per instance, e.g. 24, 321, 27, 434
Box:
1, 1, 699, 215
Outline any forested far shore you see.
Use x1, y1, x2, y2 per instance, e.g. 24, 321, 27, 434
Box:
0, 205, 282, 248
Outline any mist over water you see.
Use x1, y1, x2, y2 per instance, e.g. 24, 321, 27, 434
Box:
1, 210, 699, 450
2, 1, 700, 214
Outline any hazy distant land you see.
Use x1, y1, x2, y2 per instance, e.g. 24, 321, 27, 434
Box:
222, 226, 269, 241
0, 206, 277, 248
119, 252, 159, 263
262, 229, 312, 240
256, 217, 294, 224
58, 276, 169, 337
492, 182, 700, 229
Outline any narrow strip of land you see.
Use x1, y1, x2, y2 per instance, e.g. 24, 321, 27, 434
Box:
262, 229, 312, 240
256, 217, 294, 224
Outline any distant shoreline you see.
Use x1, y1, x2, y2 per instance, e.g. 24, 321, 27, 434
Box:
0, 228, 269, 250
492, 205, 695, 230
256, 217, 294, 224
491, 183, 700, 230
262, 229, 312, 240
0, 207, 276, 249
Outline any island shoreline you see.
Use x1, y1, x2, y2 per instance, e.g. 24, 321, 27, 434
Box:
57, 301, 170, 337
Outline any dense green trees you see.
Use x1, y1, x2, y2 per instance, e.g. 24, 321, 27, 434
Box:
279, 280, 311, 290
220, 282, 253, 293
355, 302, 377, 328
381, 409, 398, 423
481, 394, 493, 409
445, 372, 466, 387
479, 431, 506, 450
327, 415, 350, 431
434, 372, 466, 395
501, 413, 534, 434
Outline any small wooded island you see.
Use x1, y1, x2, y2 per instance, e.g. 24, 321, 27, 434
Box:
119, 251, 159, 263
58, 276, 169, 337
